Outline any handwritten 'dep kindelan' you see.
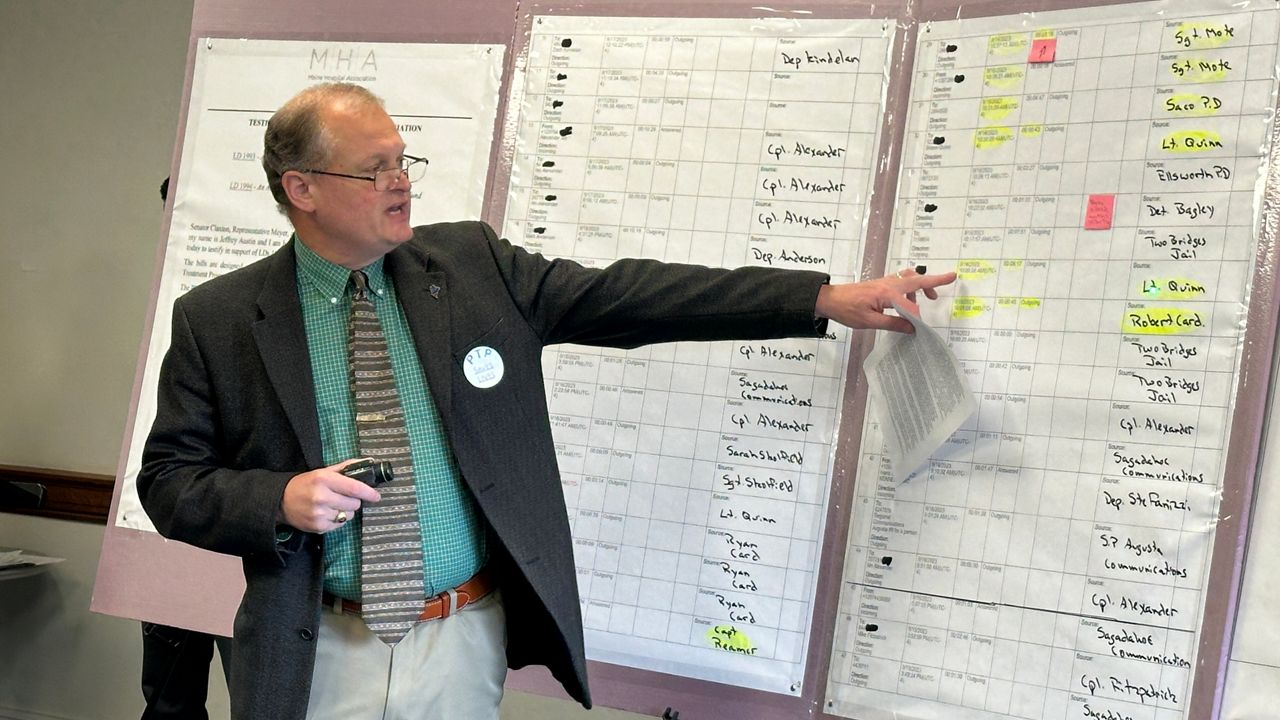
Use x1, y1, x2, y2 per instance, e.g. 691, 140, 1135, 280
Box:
503, 14, 894, 696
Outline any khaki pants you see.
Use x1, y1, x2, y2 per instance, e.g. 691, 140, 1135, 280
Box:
306, 591, 507, 720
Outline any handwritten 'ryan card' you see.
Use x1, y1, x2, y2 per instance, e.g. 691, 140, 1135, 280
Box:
863, 300, 977, 483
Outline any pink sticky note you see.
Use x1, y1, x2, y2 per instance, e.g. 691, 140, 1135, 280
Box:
1085, 194, 1115, 230
1029, 38, 1057, 63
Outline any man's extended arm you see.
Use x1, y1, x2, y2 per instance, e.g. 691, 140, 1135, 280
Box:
476, 222, 954, 345
815, 269, 956, 332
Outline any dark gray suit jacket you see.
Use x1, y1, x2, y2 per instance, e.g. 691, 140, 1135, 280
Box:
139, 221, 829, 719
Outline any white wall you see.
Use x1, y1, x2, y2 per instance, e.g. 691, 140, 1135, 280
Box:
0, 2, 640, 718
0, 2, 194, 716
0, 5, 187, 473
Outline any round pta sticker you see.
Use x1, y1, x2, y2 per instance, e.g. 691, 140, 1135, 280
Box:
463, 346, 504, 389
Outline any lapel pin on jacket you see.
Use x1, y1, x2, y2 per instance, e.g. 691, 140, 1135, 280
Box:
463, 345, 504, 388
429, 284, 441, 299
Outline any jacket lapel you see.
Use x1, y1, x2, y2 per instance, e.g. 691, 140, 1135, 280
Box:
387, 243, 452, 422
251, 241, 324, 469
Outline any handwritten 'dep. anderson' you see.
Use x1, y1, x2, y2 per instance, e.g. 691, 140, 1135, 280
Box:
863, 301, 977, 483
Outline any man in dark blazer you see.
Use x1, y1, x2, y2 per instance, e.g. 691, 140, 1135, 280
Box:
139, 83, 953, 719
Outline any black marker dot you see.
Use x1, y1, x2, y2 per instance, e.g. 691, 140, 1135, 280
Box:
865, 623, 879, 632
544, 194, 557, 202
541, 160, 555, 168
533, 227, 547, 234
880, 556, 893, 566
559, 126, 573, 137
556, 73, 568, 81
932, 136, 945, 145
561, 38, 573, 48
551, 99, 564, 108
954, 74, 966, 83
946, 44, 958, 52
924, 203, 938, 213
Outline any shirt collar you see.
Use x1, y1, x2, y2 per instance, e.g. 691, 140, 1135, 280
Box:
294, 237, 389, 301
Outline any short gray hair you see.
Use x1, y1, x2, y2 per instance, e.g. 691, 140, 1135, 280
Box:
261, 83, 385, 212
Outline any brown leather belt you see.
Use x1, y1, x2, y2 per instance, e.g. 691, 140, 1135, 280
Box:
323, 568, 495, 623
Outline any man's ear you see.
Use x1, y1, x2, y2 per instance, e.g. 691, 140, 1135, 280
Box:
282, 171, 316, 213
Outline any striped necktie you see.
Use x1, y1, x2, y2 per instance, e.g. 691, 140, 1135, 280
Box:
348, 269, 424, 644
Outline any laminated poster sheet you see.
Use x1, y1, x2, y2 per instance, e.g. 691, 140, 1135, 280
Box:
500, 14, 894, 695
827, 1, 1280, 718
114, 38, 504, 531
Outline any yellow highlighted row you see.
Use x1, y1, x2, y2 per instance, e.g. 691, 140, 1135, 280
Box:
972, 124, 1044, 149
948, 298, 1206, 335
975, 92, 1223, 125
986, 29, 1055, 55
956, 259, 1028, 279
951, 296, 1041, 318
954, 267, 1207, 302
973, 127, 1221, 152
972, 49, 1231, 94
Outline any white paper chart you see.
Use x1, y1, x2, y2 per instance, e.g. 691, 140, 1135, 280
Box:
501, 15, 893, 694
827, 2, 1279, 719
115, 39, 504, 530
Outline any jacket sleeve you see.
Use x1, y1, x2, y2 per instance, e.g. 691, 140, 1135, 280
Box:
476, 223, 831, 347
137, 298, 300, 563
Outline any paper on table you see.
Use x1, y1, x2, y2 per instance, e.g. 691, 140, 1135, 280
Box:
0, 550, 64, 569
862, 301, 977, 483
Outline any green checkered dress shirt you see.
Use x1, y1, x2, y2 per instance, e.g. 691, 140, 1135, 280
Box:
294, 239, 486, 600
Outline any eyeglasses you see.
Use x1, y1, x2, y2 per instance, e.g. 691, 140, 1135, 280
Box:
298, 155, 428, 191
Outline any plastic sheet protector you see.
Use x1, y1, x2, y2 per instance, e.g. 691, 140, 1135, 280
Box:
500, 15, 893, 694
826, 1, 1280, 718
